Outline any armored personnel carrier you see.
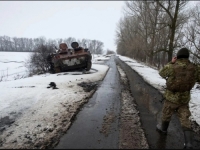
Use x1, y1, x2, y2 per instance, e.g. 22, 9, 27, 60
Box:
47, 42, 92, 73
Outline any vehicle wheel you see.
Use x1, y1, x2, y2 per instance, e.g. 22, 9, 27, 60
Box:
85, 61, 92, 71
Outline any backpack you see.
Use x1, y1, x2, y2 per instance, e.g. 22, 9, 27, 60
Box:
166, 60, 196, 92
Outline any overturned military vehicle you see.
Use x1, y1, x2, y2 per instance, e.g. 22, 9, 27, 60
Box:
47, 42, 92, 73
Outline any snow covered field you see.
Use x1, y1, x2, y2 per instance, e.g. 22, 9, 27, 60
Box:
0, 52, 110, 148
0, 52, 30, 81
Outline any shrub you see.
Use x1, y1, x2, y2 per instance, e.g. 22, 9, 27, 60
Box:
25, 44, 55, 75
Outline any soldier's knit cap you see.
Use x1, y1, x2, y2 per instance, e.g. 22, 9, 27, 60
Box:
177, 48, 189, 59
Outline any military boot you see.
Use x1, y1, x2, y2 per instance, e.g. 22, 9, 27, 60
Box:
156, 121, 169, 134
183, 130, 193, 149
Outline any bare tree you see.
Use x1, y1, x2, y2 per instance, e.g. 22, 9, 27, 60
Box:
156, 0, 188, 62
116, 0, 189, 69
88, 40, 104, 55
184, 4, 200, 64
80, 38, 90, 49
63, 37, 76, 48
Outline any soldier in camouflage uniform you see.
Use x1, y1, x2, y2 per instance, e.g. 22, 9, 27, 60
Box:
156, 48, 200, 149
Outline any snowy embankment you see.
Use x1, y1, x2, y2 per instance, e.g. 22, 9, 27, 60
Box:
0, 52, 110, 148
118, 55, 200, 126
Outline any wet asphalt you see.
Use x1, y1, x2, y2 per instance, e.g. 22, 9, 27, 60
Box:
54, 55, 200, 149
115, 56, 200, 149
55, 56, 121, 149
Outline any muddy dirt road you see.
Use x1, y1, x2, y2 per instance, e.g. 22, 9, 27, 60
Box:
54, 55, 200, 149
55, 55, 148, 149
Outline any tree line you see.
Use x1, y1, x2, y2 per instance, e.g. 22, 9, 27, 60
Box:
115, 1, 200, 69
0, 36, 104, 55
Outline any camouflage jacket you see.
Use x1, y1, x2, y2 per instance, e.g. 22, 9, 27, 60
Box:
159, 58, 200, 104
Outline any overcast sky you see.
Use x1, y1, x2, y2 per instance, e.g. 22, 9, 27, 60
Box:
0, 1, 198, 52
0, 1, 125, 51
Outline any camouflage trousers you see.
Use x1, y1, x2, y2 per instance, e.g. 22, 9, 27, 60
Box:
161, 100, 191, 129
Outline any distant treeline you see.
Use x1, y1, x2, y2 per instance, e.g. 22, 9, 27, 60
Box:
0, 35, 104, 54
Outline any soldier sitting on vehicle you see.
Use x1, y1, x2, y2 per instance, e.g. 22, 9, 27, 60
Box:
71, 42, 84, 54
58, 43, 68, 54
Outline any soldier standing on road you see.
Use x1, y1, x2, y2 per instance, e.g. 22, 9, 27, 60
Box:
156, 48, 200, 149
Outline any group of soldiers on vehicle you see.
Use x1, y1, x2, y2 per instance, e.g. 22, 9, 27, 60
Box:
46, 42, 92, 73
